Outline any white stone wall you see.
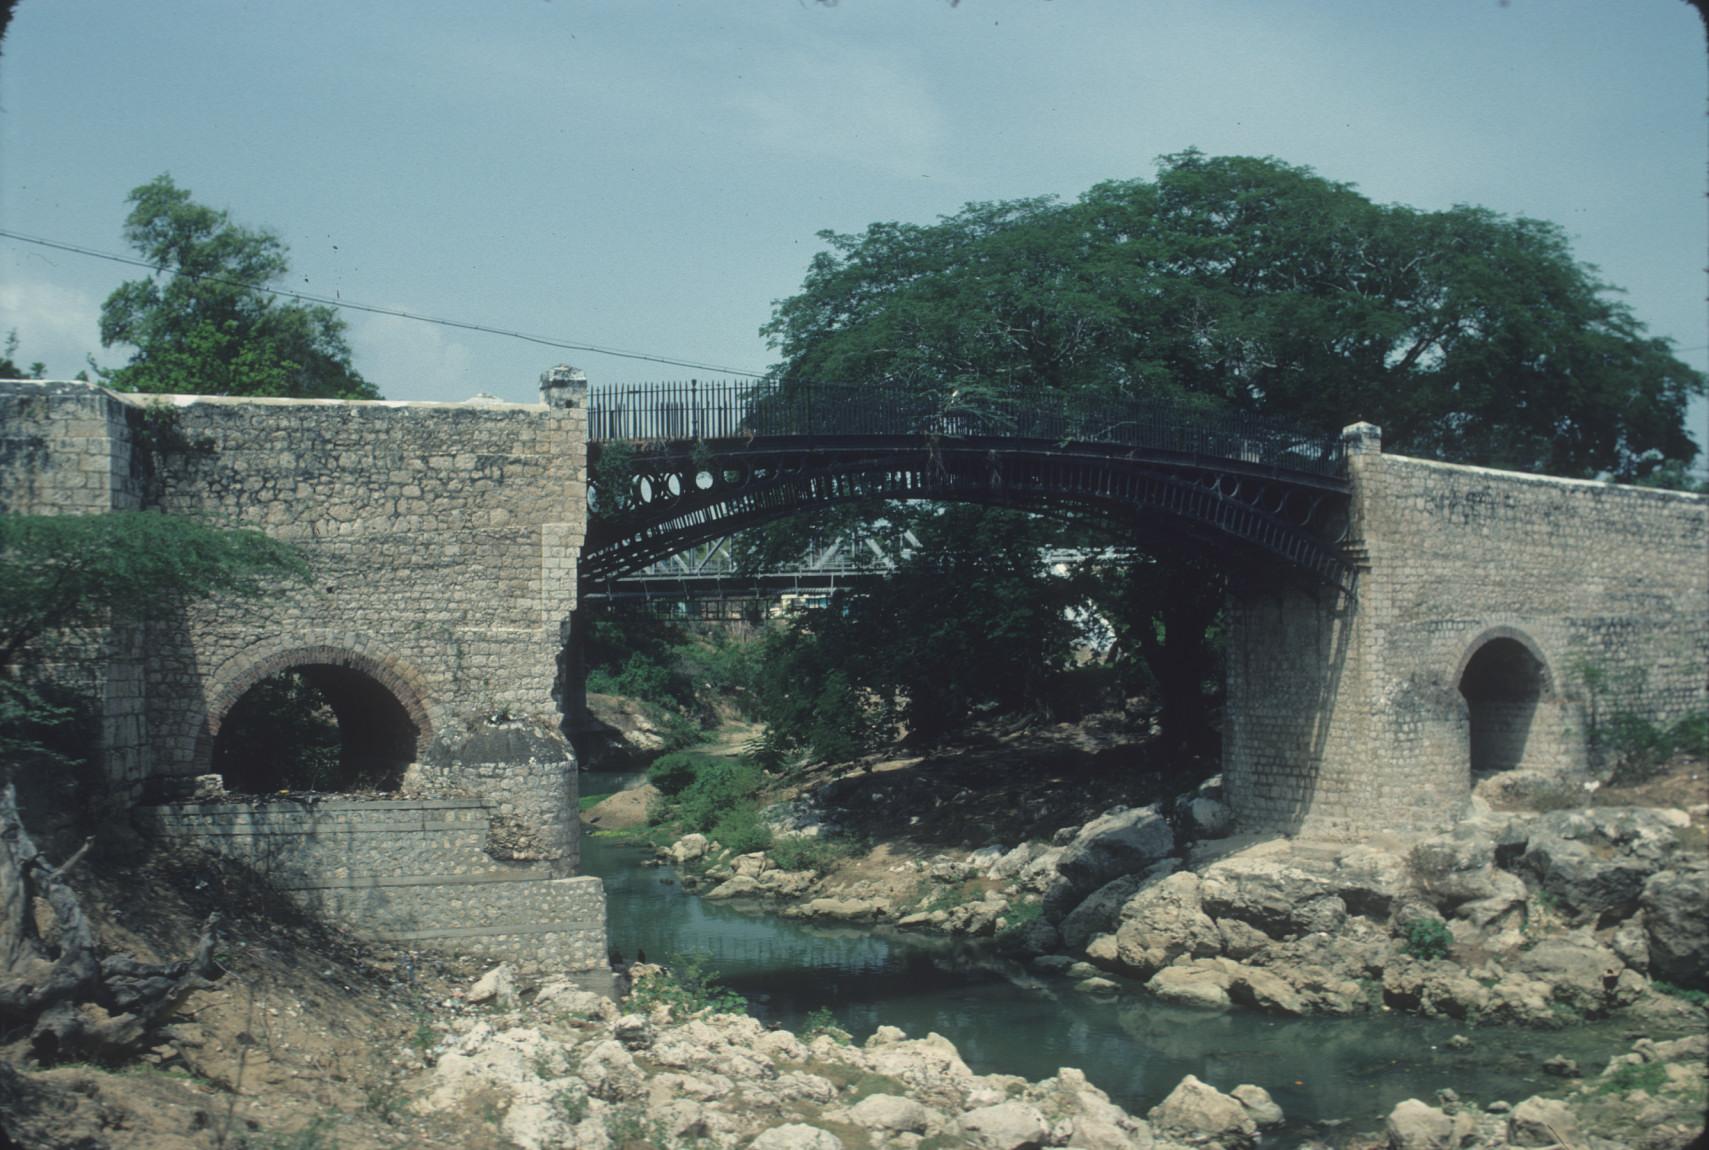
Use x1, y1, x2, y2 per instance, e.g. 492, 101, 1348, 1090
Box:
1228, 449, 1709, 837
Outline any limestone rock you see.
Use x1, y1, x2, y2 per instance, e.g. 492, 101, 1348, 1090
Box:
958, 1101, 1050, 1149
468, 963, 518, 1008
579, 1038, 646, 1100
1507, 1096, 1577, 1148
1231, 1084, 1283, 1128
1384, 1099, 1454, 1150
1186, 796, 1234, 838
1146, 1074, 1256, 1149
1059, 874, 1145, 954
848, 1093, 932, 1133
750, 1123, 843, 1150
1112, 872, 1222, 978
1640, 866, 1709, 988
705, 875, 763, 900
667, 833, 710, 864
1511, 939, 1623, 1014
1198, 853, 1334, 937
1146, 964, 1233, 1010
1057, 806, 1174, 895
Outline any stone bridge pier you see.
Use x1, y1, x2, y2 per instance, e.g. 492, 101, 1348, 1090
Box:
1, 372, 606, 973
1225, 424, 1708, 837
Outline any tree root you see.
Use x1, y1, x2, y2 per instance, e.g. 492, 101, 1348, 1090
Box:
0, 784, 220, 1064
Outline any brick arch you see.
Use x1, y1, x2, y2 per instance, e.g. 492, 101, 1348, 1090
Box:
192, 641, 435, 774
1451, 625, 1558, 699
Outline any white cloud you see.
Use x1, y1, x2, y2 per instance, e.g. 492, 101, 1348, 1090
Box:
347, 312, 481, 403
0, 276, 104, 378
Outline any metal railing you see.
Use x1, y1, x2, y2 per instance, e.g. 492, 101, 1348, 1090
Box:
587, 379, 1346, 478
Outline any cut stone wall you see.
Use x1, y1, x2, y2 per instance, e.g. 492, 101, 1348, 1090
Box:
1227, 444, 1709, 837
1, 376, 603, 969
139, 797, 606, 971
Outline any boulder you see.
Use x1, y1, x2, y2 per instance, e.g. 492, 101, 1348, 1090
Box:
1507, 1096, 1577, 1148
1198, 854, 1333, 937
958, 1101, 1050, 1150
1640, 866, 1709, 988
1384, 1099, 1454, 1150
1147, 963, 1233, 1010
1186, 796, 1234, 839
1112, 872, 1222, 978
1059, 875, 1145, 954
848, 1094, 932, 1134
1226, 964, 1305, 1016
579, 1039, 646, 1101
667, 833, 710, 864
1511, 939, 1623, 1014
1230, 1084, 1283, 1128
750, 1124, 843, 1150
1147, 1074, 1256, 1149
1517, 834, 1653, 925
1382, 958, 1490, 1020
468, 963, 518, 1009
1056, 806, 1174, 894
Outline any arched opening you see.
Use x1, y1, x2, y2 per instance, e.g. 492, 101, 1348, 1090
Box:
1458, 636, 1547, 777
212, 663, 419, 794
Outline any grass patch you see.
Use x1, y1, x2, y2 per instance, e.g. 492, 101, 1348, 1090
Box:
1403, 917, 1453, 961
1596, 1060, 1669, 1096
769, 834, 859, 875
1652, 980, 1709, 1008
578, 791, 613, 812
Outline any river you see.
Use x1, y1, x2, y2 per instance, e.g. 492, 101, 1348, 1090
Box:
580, 772, 1649, 1147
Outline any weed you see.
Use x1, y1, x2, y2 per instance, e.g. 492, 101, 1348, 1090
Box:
627, 953, 747, 1017
1652, 980, 1709, 1008
606, 1103, 670, 1149
1403, 917, 1453, 961
235, 1117, 338, 1150
555, 1087, 589, 1124
1596, 1060, 1668, 1096
409, 1018, 437, 1057
768, 833, 857, 875
925, 882, 976, 914
996, 898, 1044, 937
363, 1081, 406, 1125
800, 1006, 851, 1044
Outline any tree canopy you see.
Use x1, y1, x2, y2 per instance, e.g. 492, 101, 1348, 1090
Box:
98, 175, 376, 400
0, 512, 308, 768
765, 151, 1703, 481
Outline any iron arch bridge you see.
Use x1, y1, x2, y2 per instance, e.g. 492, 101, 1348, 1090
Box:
581, 381, 1354, 594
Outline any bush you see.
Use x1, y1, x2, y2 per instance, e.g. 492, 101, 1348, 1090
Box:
1604, 711, 1709, 786
647, 751, 721, 797
1402, 917, 1453, 961
627, 954, 746, 1017
710, 804, 774, 854
768, 834, 857, 875
672, 757, 766, 835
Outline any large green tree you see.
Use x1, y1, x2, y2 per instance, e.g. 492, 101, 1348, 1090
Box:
98, 175, 376, 399
766, 151, 1703, 481
755, 152, 1706, 751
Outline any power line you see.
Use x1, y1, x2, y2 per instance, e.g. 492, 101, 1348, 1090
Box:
0, 228, 769, 379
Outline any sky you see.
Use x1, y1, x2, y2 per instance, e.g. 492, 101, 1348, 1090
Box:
0, 1, 1704, 453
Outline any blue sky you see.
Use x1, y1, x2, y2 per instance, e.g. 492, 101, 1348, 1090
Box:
1, 1, 1704, 452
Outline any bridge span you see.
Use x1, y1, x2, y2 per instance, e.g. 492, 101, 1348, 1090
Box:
3, 371, 1704, 971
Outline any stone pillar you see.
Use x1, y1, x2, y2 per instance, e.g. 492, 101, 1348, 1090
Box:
540, 364, 588, 410
1342, 421, 1382, 456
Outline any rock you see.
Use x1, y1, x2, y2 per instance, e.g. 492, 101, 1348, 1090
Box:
792, 896, 886, 921
1146, 964, 1233, 1010
1540, 1055, 1580, 1078
750, 1123, 844, 1150
579, 1039, 646, 1101
1060, 874, 1145, 954
1215, 918, 1272, 960
958, 1101, 1050, 1149
705, 875, 763, 900
732, 851, 770, 877
1017, 846, 1067, 893
1031, 954, 1076, 974
1147, 1074, 1256, 1149
1483, 972, 1557, 1026
468, 963, 518, 1009
668, 833, 710, 864
1409, 833, 1506, 911
1382, 958, 1490, 1020
1612, 916, 1650, 972
1640, 866, 1709, 988
534, 980, 617, 1023
1384, 1099, 1454, 1150
1057, 806, 1174, 894
1186, 796, 1234, 838
848, 1094, 932, 1134
1227, 964, 1305, 1016
1517, 834, 1653, 925
1112, 872, 1222, 978
1198, 853, 1335, 937
1231, 1084, 1283, 1128
1084, 933, 1121, 967
1292, 894, 1348, 935
990, 842, 1041, 879
1511, 939, 1623, 1014
1075, 976, 1121, 995
612, 1013, 653, 1050
996, 917, 1062, 958
1507, 1096, 1577, 1148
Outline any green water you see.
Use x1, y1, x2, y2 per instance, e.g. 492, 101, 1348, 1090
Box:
580, 777, 1653, 1146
